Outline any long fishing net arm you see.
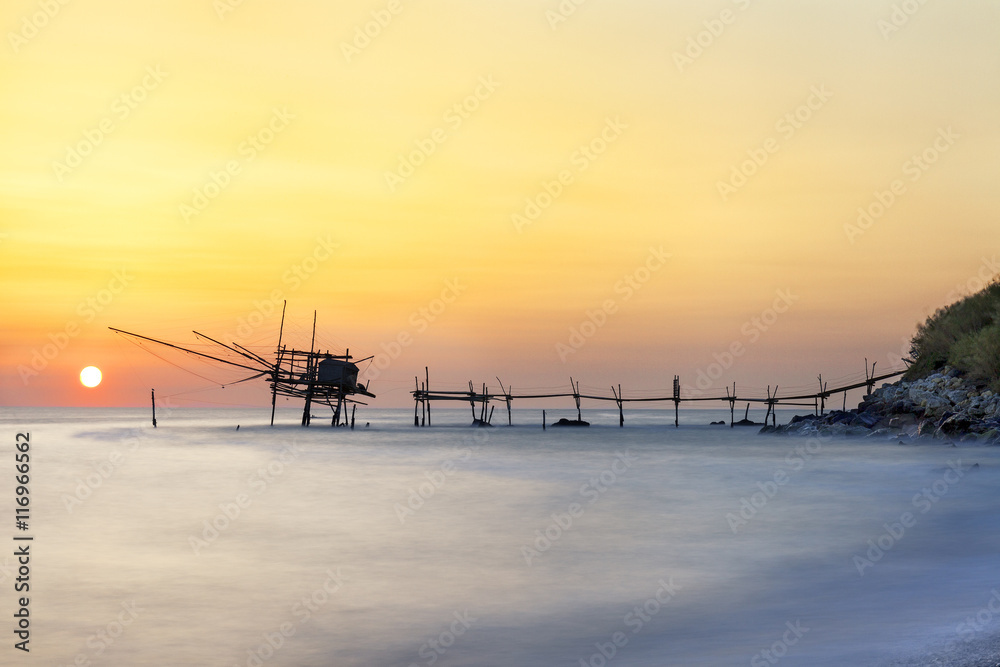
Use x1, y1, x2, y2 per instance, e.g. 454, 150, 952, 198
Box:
108, 327, 267, 374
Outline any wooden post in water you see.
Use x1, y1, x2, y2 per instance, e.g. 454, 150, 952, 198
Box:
333, 390, 344, 427
414, 376, 420, 426
270, 300, 287, 427
726, 382, 736, 428
673, 376, 680, 428
570, 377, 582, 422
300, 311, 317, 427
480, 383, 488, 423
151, 388, 157, 428
421, 381, 426, 426
764, 385, 772, 425
425, 367, 431, 427
497, 377, 512, 426
543, 410, 546, 430
772, 386, 779, 427
351, 405, 356, 430
612, 385, 624, 427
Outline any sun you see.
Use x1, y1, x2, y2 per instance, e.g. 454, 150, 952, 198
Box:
80, 366, 102, 388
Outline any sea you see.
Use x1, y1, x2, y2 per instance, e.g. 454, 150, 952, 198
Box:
3, 406, 1000, 667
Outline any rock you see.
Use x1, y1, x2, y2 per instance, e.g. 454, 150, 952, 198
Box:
758, 366, 994, 441
818, 423, 849, 437
873, 416, 895, 430
935, 414, 976, 438
888, 414, 917, 429
828, 411, 855, 424
856, 412, 880, 428
946, 389, 969, 405
917, 419, 937, 437
789, 414, 820, 425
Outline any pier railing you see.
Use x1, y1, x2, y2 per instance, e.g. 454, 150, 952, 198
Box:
410, 362, 907, 428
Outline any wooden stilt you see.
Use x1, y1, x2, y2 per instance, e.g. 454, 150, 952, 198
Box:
333, 390, 344, 427
570, 377, 581, 422
865, 358, 877, 396
425, 367, 431, 427
351, 405, 356, 430
481, 383, 488, 423
414, 377, 420, 427
817, 374, 827, 416
772, 387, 778, 426
613, 384, 624, 427
674, 376, 681, 428
270, 300, 286, 427
497, 377, 512, 426
300, 310, 317, 427
421, 381, 426, 426
543, 410, 546, 430
727, 382, 736, 428
764, 385, 772, 425
151, 388, 157, 428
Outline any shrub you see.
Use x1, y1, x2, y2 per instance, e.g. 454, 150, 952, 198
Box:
906, 279, 1000, 386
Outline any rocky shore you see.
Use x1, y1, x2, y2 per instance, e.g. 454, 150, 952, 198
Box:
761, 367, 1000, 444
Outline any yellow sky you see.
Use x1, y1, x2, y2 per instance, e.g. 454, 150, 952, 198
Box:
2, 0, 998, 407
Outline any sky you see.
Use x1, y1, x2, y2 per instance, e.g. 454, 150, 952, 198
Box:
1, 0, 998, 409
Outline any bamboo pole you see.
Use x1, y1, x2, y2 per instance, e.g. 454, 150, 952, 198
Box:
613, 384, 624, 427
270, 302, 287, 426
673, 375, 680, 428
469, 381, 477, 420
414, 376, 420, 427
300, 310, 317, 427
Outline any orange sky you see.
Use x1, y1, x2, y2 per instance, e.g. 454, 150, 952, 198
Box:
2, 0, 998, 408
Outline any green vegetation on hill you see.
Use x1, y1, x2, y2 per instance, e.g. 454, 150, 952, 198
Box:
906, 279, 1000, 390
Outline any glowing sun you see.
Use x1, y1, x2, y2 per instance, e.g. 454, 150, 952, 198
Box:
80, 366, 102, 388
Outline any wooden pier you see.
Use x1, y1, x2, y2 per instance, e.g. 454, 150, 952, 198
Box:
411, 361, 907, 428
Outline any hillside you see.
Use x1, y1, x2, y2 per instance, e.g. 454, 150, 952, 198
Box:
765, 278, 1000, 442
906, 279, 1000, 390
